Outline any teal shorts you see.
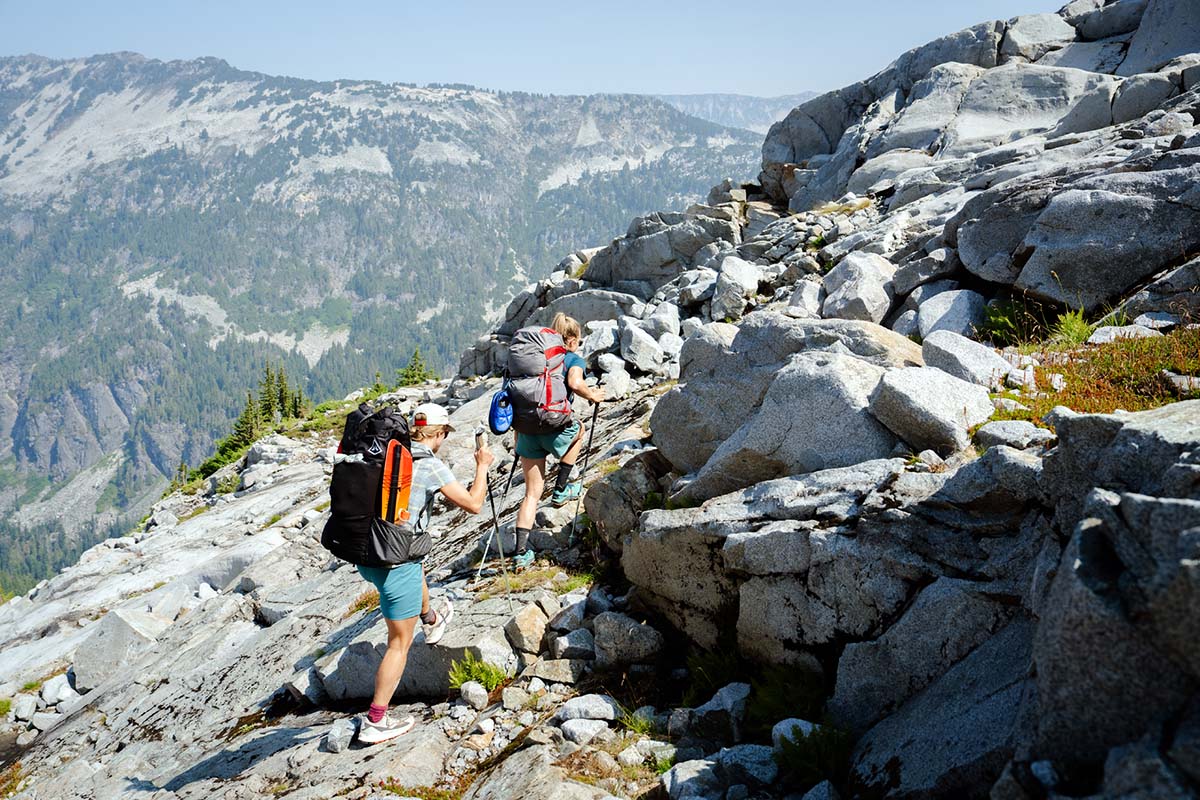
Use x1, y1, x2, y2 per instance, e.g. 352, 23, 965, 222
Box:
516, 422, 581, 461
357, 562, 423, 621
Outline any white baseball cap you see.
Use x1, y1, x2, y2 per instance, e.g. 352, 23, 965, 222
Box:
412, 403, 454, 432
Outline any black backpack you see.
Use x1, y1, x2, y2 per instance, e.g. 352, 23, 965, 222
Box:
321, 403, 433, 566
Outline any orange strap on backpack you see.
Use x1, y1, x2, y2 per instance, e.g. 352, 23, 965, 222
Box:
380, 440, 414, 523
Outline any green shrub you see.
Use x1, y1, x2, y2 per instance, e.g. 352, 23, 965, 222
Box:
653, 755, 675, 775
447, 651, 507, 692
1049, 309, 1094, 346
0, 698, 10, 716
775, 723, 853, 792
216, 472, 241, 495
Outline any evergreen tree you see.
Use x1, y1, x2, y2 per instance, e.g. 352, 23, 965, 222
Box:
290, 387, 306, 419
275, 366, 290, 419
258, 363, 277, 424
396, 347, 438, 387
232, 391, 260, 448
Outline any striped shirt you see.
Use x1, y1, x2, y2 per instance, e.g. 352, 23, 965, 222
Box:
408, 442, 455, 532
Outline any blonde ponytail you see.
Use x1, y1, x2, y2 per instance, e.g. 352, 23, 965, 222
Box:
551, 312, 582, 343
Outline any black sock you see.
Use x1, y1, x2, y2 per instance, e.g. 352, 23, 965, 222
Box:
515, 527, 532, 553
554, 463, 576, 493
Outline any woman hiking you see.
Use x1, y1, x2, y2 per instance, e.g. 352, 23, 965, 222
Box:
356, 402, 495, 744
510, 312, 604, 568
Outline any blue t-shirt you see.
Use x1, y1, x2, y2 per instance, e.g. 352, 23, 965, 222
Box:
563, 351, 586, 402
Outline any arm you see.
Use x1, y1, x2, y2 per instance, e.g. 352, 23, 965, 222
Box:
438, 447, 494, 514
567, 365, 605, 404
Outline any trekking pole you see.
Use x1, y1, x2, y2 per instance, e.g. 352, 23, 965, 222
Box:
476, 429, 518, 614
567, 402, 601, 547
475, 452, 519, 581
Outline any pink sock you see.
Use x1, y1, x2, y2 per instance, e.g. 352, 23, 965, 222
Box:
368, 703, 387, 723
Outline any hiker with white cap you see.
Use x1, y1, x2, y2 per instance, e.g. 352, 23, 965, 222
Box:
354, 401, 495, 744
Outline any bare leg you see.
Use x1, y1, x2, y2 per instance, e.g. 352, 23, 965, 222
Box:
420, 573, 430, 618
559, 424, 585, 468
371, 615, 418, 708
516, 457, 545, 531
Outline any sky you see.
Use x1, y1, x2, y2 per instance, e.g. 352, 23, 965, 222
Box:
0, 0, 1065, 97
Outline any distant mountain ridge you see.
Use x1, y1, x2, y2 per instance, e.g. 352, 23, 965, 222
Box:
0, 51, 762, 591
656, 92, 818, 133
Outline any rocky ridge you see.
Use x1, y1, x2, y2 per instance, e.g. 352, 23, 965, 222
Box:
2, 1, 1200, 798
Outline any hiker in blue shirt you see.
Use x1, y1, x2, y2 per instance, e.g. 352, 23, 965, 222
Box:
511, 312, 604, 567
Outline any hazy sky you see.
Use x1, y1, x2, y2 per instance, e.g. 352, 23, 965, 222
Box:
0, 0, 1064, 96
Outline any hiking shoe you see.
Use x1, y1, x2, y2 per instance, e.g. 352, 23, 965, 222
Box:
423, 598, 453, 646
550, 482, 583, 507
357, 713, 415, 745
513, 550, 536, 570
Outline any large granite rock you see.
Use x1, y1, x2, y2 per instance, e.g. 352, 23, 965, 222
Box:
869, 366, 995, 454
1001, 13, 1077, 61
583, 449, 674, 554
851, 619, 1035, 799
922, 330, 1013, 390
1118, 0, 1200, 75
73, 609, 173, 693
821, 251, 896, 323
525, 289, 645, 331
585, 211, 740, 291
678, 351, 899, 502
650, 313, 921, 474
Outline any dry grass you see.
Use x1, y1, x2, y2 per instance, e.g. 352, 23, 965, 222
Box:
812, 197, 871, 216
344, 589, 380, 618
993, 326, 1200, 427
474, 565, 558, 601
555, 748, 660, 796
0, 762, 25, 797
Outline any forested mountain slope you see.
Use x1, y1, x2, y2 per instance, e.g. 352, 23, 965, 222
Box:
0, 52, 759, 588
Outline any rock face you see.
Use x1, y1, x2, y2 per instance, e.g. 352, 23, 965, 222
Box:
623, 399, 1200, 798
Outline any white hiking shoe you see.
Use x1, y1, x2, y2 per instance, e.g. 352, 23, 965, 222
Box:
357, 713, 416, 745
423, 598, 454, 646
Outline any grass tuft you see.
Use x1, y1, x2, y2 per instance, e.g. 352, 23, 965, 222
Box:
378, 781, 463, 799
775, 723, 853, 793
1048, 309, 1094, 347
345, 589, 379, 618
447, 651, 507, 692
616, 704, 655, 736
746, 665, 826, 739
681, 648, 741, 707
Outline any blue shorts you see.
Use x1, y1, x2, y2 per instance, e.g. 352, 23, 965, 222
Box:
516, 422, 581, 461
357, 562, 423, 621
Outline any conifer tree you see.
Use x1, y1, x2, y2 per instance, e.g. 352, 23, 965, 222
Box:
232, 391, 259, 448
290, 387, 306, 419
396, 347, 437, 387
275, 367, 290, 419
258, 364, 277, 424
